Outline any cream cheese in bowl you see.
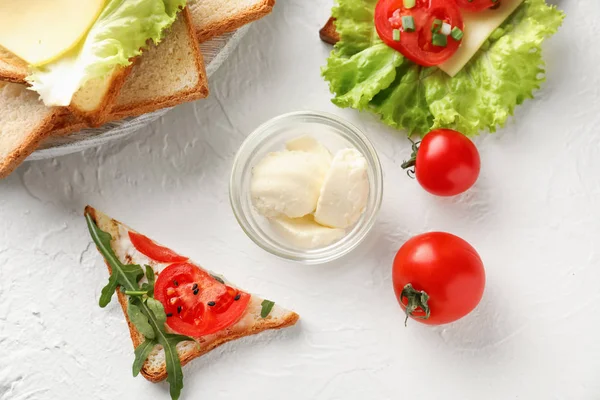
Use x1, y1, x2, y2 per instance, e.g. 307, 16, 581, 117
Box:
230, 111, 383, 264
250, 136, 370, 249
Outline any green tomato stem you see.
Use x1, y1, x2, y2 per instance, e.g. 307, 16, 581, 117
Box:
400, 283, 431, 326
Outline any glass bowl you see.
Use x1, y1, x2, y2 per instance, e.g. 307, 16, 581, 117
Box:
229, 111, 383, 264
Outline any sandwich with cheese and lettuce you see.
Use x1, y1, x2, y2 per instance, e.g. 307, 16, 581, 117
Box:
0, 0, 186, 124
322, 0, 565, 136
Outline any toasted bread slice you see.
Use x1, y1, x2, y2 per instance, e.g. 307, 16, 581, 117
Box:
320, 17, 340, 45
188, 0, 275, 42
86, 206, 299, 382
0, 46, 28, 83
110, 8, 208, 120
48, 8, 208, 137
68, 66, 133, 127
0, 82, 59, 178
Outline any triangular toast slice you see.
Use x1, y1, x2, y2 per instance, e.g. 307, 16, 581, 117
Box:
0, 82, 59, 178
85, 206, 299, 383
188, 0, 275, 42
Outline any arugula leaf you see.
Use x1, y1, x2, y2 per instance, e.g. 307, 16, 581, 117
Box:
144, 265, 155, 297
146, 297, 167, 327
161, 334, 192, 400
133, 338, 158, 377
85, 212, 194, 400
86, 213, 144, 307
323, 0, 565, 136
143, 297, 191, 400
128, 299, 156, 340
261, 300, 275, 318
99, 274, 119, 308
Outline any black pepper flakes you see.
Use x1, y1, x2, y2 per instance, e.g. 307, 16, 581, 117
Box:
193, 289, 199, 295
234, 294, 241, 301
166, 313, 173, 317
192, 283, 198, 290
177, 306, 182, 314
207, 301, 216, 306
173, 280, 179, 287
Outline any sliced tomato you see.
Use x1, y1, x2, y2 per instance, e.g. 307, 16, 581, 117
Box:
154, 262, 250, 337
455, 0, 496, 12
129, 231, 188, 263
375, 0, 464, 66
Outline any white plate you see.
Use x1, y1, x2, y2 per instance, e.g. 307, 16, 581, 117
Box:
27, 25, 250, 161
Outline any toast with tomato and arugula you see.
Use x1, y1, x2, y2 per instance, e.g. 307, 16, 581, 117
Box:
84, 206, 299, 400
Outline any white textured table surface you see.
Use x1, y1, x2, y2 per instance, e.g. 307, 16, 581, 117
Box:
1, 1, 597, 399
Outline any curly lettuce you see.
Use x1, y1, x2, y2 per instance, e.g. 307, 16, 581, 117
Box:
322, 0, 565, 136
27, 0, 186, 106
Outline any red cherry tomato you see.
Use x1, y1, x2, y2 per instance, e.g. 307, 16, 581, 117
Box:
155, 262, 251, 337
403, 129, 480, 196
129, 231, 189, 263
392, 232, 485, 325
374, 0, 464, 66
455, 0, 496, 12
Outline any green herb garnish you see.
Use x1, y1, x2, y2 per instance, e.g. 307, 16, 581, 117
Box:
401, 15, 415, 32
392, 29, 400, 41
86, 212, 194, 400
260, 300, 275, 318
403, 0, 415, 8
431, 18, 442, 33
432, 33, 447, 47
451, 26, 464, 40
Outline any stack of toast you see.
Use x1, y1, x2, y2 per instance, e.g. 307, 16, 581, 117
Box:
0, 0, 275, 179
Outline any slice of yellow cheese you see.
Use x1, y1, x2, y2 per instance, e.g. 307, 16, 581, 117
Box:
0, 0, 106, 66
438, 0, 524, 77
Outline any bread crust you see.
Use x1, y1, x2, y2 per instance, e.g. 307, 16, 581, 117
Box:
0, 47, 28, 84
49, 112, 88, 137
320, 17, 340, 45
194, 0, 275, 43
85, 206, 300, 384
0, 69, 27, 84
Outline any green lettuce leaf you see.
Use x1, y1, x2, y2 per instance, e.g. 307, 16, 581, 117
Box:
27, 0, 186, 106
322, 0, 565, 136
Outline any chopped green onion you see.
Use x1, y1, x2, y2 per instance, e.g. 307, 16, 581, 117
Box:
261, 300, 275, 318
440, 22, 452, 36
403, 0, 416, 8
431, 19, 442, 32
402, 15, 415, 32
432, 33, 447, 47
393, 29, 401, 41
451, 26, 464, 40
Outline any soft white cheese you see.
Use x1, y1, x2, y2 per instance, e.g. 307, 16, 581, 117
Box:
270, 215, 346, 249
438, 0, 525, 77
286, 135, 333, 163
314, 148, 369, 229
251, 150, 330, 218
